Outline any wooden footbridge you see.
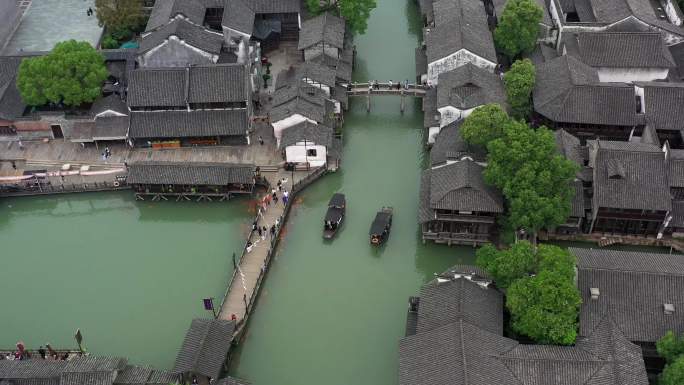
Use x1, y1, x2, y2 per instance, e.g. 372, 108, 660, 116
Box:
218, 166, 328, 339
347, 82, 428, 112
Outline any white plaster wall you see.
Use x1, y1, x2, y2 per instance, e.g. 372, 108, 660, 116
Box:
140, 38, 217, 67
223, 26, 251, 49
427, 49, 496, 85
438, 105, 476, 127
285, 143, 327, 167
665, 0, 683, 26
272, 114, 317, 141
596, 67, 669, 83
95, 110, 127, 118
427, 126, 441, 144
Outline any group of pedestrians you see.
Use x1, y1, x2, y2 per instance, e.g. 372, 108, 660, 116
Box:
366, 79, 412, 92
101, 146, 112, 161
246, 178, 290, 253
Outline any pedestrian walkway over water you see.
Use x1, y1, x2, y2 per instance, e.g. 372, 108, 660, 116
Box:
347, 83, 427, 97
347, 83, 427, 112
218, 168, 327, 336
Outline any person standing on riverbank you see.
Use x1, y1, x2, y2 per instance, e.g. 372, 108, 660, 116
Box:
283, 190, 289, 205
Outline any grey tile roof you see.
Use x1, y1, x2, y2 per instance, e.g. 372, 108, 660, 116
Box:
62, 357, 126, 373
671, 200, 684, 228
172, 318, 236, 379
222, 0, 255, 35
589, 140, 671, 211
59, 371, 116, 385
128, 65, 248, 108
280, 121, 333, 149
534, 55, 639, 126
422, 159, 504, 216
555, 129, 584, 166
145, 370, 179, 385
298, 12, 346, 50
570, 180, 585, 217
276, 63, 337, 90
0, 56, 27, 120
424, 0, 496, 64
575, 32, 676, 68
417, 278, 503, 335
306, 53, 353, 83
669, 157, 684, 188
0, 360, 67, 379
430, 121, 486, 166
90, 95, 128, 117
93, 116, 129, 140
400, 276, 649, 385
572, 247, 684, 342
671, 41, 684, 80
145, 0, 207, 32
270, 84, 329, 124
127, 68, 187, 108
436, 63, 507, 110
586, 0, 684, 37
140, 19, 224, 55
128, 110, 247, 139
222, 0, 300, 35
128, 162, 254, 185
422, 88, 439, 128
415, 47, 427, 78
113, 365, 152, 385
187, 64, 247, 103
642, 82, 684, 132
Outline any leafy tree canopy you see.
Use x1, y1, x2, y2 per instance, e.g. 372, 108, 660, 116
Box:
494, 0, 543, 60
306, 0, 377, 35
658, 331, 684, 363
461, 103, 510, 147
95, 0, 144, 32
485, 122, 577, 240
504, 59, 536, 120
661, 355, 684, 385
476, 241, 575, 289
506, 270, 581, 345
17, 40, 108, 107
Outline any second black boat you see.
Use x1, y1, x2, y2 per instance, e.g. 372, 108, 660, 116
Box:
323, 193, 346, 239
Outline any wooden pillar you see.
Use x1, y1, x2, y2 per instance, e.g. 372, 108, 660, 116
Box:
366, 91, 371, 112
400, 89, 405, 113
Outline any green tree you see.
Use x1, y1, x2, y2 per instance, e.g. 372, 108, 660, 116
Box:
17, 40, 108, 107
494, 0, 543, 60
476, 241, 575, 289
506, 270, 581, 345
657, 331, 684, 363
461, 103, 510, 147
485, 122, 577, 244
476, 241, 535, 289
504, 59, 536, 120
306, 0, 377, 35
661, 355, 684, 385
94, 0, 144, 32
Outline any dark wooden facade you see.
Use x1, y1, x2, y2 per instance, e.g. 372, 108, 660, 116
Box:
421, 211, 499, 246
590, 208, 667, 236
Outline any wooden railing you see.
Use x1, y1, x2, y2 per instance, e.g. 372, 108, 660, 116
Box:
0, 181, 129, 197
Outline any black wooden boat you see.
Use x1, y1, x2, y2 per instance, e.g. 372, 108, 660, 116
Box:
370, 207, 393, 245
323, 193, 346, 239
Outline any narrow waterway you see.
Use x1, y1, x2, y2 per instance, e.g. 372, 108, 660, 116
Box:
0, 192, 252, 369
228, 2, 476, 384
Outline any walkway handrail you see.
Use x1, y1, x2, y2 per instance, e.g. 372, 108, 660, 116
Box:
350, 82, 427, 91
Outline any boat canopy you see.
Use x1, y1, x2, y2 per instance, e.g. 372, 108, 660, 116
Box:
328, 193, 346, 208
325, 207, 344, 224
370, 212, 391, 235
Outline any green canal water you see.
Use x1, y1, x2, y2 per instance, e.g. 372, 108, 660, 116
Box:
228, 1, 476, 384
0, 192, 252, 369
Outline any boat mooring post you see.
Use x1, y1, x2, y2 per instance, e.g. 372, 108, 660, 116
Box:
366, 90, 371, 112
